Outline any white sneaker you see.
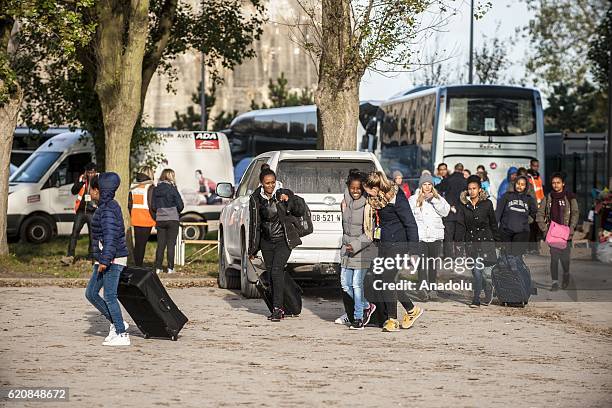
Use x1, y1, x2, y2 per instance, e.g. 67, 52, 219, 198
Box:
167, 268, 175, 274
104, 321, 130, 342
156, 269, 163, 274
103, 332, 130, 346
334, 313, 350, 326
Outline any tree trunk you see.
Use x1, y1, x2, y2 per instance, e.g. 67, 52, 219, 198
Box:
94, 0, 149, 250
315, 84, 360, 150
316, 0, 363, 151
0, 85, 23, 255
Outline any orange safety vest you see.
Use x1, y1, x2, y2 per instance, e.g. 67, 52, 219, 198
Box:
529, 174, 545, 203
74, 177, 92, 213
130, 183, 156, 227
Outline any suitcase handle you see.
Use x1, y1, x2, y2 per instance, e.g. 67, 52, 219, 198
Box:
159, 298, 172, 312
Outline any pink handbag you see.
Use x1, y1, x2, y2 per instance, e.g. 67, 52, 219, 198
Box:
546, 220, 570, 250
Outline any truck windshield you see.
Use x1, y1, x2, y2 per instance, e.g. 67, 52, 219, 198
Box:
10, 152, 61, 183
276, 160, 376, 194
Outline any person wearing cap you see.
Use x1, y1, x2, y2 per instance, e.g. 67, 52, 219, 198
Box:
409, 172, 450, 300
62, 162, 98, 265
128, 166, 156, 267
456, 175, 500, 308
85, 173, 131, 346
495, 175, 537, 257
392, 170, 411, 199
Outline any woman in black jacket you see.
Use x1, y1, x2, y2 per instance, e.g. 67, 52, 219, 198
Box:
152, 169, 184, 274
248, 164, 305, 322
495, 175, 537, 257
456, 175, 500, 308
364, 171, 423, 332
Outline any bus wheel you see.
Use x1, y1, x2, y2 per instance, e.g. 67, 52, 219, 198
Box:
180, 215, 208, 241
21, 215, 54, 244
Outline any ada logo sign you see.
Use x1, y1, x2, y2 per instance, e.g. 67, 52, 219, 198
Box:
194, 132, 219, 149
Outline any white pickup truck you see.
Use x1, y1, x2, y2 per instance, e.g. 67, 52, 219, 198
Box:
216, 150, 383, 298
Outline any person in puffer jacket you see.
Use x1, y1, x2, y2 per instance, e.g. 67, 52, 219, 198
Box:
337, 170, 378, 330
85, 173, 131, 346
495, 175, 537, 257
497, 166, 518, 203
409, 172, 450, 300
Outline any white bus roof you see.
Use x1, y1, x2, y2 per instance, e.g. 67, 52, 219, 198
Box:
262, 150, 377, 161
385, 84, 541, 106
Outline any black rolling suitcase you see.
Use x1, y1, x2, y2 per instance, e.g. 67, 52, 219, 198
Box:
255, 273, 303, 316
491, 253, 532, 307
118, 266, 188, 340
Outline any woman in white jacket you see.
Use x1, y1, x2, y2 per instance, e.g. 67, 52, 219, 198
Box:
409, 172, 450, 300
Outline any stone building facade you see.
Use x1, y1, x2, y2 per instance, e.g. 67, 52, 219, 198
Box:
142, 0, 318, 128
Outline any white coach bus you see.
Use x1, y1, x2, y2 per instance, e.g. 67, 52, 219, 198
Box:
372, 85, 545, 192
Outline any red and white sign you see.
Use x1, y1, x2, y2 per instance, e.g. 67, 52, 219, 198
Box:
194, 132, 220, 149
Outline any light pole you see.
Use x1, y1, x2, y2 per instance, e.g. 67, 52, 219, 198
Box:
608, 46, 611, 189
200, 55, 206, 131
468, 0, 474, 84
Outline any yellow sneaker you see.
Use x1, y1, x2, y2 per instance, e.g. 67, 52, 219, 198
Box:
401, 306, 423, 329
382, 318, 400, 332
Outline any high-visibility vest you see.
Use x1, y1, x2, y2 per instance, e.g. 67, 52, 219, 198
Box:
130, 182, 156, 227
74, 177, 91, 213
529, 174, 545, 203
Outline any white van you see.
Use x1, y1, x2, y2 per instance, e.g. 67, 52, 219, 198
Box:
8, 131, 94, 243
8, 130, 233, 243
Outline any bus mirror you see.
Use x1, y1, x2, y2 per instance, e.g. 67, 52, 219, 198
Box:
216, 182, 234, 198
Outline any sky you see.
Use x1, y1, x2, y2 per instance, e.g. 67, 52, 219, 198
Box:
359, 0, 533, 101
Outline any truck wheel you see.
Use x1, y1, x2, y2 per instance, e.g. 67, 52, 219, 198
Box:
180, 215, 208, 241
217, 231, 240, 289
240, 239, 260, 299
20, 215, 53, 244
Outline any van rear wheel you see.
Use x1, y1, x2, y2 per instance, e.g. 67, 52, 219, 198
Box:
21, 215, 54, 244
180, 215, 208, 241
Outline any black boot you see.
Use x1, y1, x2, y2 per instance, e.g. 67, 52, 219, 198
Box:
561, 274, 570, 290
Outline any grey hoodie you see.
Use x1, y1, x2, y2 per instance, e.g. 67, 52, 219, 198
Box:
341, 189, 376, 269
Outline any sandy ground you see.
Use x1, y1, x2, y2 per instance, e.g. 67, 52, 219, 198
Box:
1, 284, 611, 408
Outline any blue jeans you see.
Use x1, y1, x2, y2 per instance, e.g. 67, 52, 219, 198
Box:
85, 264, 126, 333
472, 265, 493, 304
341, 268, 369, 320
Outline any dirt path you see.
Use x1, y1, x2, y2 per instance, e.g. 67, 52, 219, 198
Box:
1, 287, 611, 407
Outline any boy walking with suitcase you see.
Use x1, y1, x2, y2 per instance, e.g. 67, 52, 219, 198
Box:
85, 173, 131, 346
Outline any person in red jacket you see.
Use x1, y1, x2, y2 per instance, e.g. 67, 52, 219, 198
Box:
392, 170, 411, 199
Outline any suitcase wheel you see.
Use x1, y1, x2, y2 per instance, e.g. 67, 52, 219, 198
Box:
171, 335, 178, 341
143, 333, 150, 339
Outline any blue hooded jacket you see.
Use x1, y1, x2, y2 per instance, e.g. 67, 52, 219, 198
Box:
91, 172, 129, 266
497, 166, 517, 204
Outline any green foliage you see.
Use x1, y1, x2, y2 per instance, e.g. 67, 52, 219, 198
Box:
171, 81, 239, 131
130, 121, 166, 175
588, 6, 611, 90
473, 35, 510, 85
522, 0, 608, 87
0, 0, 94, 107
544, 81, 607, 133
250, 72, 314, 110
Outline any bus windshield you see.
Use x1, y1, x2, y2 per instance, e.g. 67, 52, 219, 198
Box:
445, 93, 535, 136
10, 152, 61, 183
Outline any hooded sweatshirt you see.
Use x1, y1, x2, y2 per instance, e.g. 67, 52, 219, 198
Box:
497, 167, 518, 203
495, 182, 537, 234
341, 189, 376, 269
91, 172, 129, 266
152, 180, 184, 222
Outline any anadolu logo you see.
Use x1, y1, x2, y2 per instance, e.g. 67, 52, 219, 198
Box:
194, 132, 219, 150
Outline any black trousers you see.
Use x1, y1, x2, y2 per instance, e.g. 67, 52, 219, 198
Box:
499, 229, 530, 257
260, 238, 292, 309
133, 226, 152, 267
443, 219, 458, 258
67, 211, 93, 257
155, 221, 179, 269
550, 244, 571, 281
379, 242, 415, 320
417, 240, 443, 287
